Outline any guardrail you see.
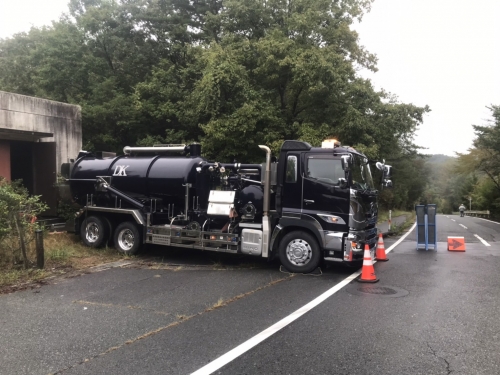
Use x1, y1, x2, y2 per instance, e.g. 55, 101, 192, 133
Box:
465, 210, 490, 218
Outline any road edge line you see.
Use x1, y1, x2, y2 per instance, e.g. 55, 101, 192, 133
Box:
190, 272, 361, 375
385, 222, 416, 254
474, 234, 491, 247
191, 225, 416, 375
477, 217, 500, 225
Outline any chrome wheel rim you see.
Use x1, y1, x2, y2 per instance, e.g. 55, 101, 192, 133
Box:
286, 238, 312, 266
117, 229, 135, 251
85, 222, 100, 243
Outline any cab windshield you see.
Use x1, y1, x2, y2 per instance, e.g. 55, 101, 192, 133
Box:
351, 154, 375, 191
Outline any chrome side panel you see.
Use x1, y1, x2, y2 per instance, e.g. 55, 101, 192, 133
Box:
324, 231, 344, 251
262, 215, 270, 258
241, 229, 263, 256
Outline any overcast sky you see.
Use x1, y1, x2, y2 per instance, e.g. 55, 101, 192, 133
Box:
1, 0, 499, 156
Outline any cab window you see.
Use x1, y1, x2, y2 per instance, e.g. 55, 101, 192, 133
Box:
286, 155, 297, 183
306, 157, 344, 185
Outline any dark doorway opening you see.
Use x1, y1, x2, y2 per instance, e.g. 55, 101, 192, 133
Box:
10, 140, 57, 215
10, 141, 34, 194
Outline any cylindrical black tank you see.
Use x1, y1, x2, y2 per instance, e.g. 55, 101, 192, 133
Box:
236, 185, 264, 220
70, 154, 207, 207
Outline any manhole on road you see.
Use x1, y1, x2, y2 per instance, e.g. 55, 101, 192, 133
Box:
346, 284, 409, 298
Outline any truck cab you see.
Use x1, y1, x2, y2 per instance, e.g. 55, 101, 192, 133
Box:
270, 140, 381, 272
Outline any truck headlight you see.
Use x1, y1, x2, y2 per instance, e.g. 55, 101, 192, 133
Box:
317, 214, 346, 225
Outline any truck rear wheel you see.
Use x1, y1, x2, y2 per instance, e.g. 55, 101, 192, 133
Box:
114, 222, 141, 255
80, 216, 109, 248
279, 231, 320, 273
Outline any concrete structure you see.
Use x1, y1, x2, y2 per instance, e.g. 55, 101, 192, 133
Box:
0, 91, 82, 215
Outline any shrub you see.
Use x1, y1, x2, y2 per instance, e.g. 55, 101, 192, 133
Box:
0, 178, 48, 268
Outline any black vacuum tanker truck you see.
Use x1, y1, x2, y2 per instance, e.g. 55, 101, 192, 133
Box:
62, 139, 392, 273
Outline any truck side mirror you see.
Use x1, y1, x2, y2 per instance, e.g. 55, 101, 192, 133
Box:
341, 155, 351, 171
383, 165, 392, 180
376, 160, 393, 189
376, 161, 392, 177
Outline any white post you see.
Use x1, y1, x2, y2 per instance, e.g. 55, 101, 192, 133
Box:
469, 196, 471, 211
388, 210, 392, 231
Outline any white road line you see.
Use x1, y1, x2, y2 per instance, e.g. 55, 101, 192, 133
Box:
451, 219, 456, 222
190, 224, 416, 375
459, 224, 468, 229
478, 217, 500, 225
190, 273, 361, 375
474, 234, 491, 247
385, 222, 416, 254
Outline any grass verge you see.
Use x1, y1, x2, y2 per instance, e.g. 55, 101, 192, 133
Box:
378, 210, 416, 236
0, 232, 125, 293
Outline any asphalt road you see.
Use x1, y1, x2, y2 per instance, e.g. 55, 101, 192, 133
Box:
1, 214, 500, 375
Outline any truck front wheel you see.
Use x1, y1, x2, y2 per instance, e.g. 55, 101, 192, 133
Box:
114, 222, 141, 255
279, 231, 320, 273
80, 216, 109, 248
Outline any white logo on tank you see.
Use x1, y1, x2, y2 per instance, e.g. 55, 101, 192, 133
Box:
113, 165, 130, 176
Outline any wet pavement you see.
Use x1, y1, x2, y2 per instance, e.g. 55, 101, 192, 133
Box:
1, 214, 499, 375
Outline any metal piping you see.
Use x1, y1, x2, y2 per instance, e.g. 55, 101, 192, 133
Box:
123, 145, 186, 155
220, 163, 262, 172
97, 180, 144, 210
183, 184, 191, 220
259, 145, 271, 216
240, 178, 262, 185
238, 169, 261, 174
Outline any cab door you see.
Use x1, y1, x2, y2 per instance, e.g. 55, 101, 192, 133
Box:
302, 154, 349, 220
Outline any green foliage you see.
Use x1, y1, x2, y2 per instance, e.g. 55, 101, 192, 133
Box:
419, 155, 463, 214
0, 0, 431, 210
420, 106, 500, 216
451, 105, 500, 216
474, 178, 500, 211
0, 179, 48, 268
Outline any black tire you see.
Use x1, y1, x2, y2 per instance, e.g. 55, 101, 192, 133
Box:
279, 231, 321, 273
80, 216, 109, 248
113, 222, 142, 255
102, 217, 114, 246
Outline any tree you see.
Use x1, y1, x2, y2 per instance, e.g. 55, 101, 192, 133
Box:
468, 106, 500, 192
450, 105, 500, 215
0, 0, 431, 210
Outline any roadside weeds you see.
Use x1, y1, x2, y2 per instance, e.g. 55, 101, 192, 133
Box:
0, 232, 125, 294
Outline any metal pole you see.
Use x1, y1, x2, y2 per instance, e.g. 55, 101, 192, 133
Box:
35, 229, 44, 269
388, 210, 392, 231
424, 213, 429, 251
469, 197, 471, 211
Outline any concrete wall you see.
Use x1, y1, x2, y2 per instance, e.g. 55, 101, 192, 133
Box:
0, 91, 82, 171
0, 91, 82, 215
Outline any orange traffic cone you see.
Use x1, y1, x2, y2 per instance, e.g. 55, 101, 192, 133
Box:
358, 244, 379, 283
376, 233, 389, 261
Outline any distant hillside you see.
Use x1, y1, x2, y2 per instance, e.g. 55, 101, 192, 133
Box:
425, 154, 456, 165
